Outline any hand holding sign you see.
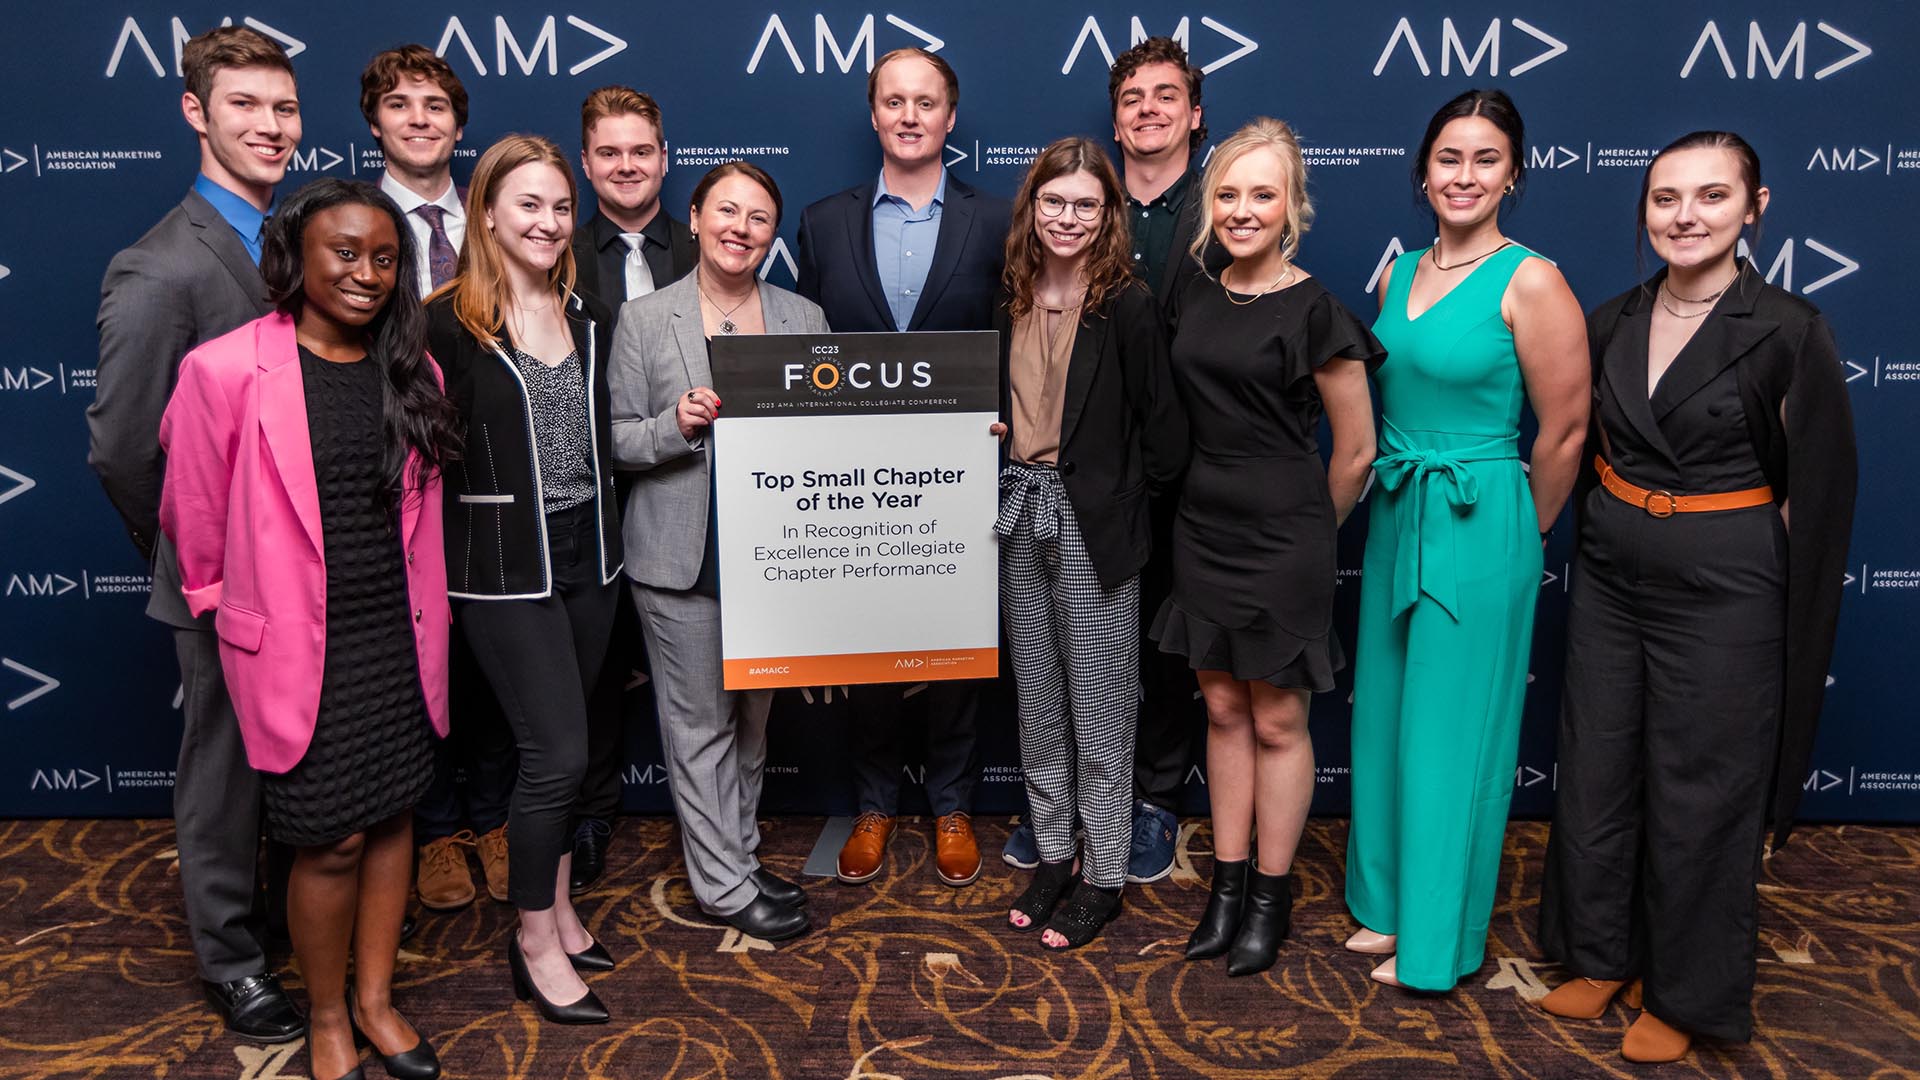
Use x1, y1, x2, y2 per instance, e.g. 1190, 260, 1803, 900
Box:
678, 387, 722, 440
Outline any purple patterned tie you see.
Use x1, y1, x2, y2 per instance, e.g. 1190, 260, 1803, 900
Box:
414, 205, 458, 290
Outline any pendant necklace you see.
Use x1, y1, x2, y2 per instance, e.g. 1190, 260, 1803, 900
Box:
699, 279, 757, 335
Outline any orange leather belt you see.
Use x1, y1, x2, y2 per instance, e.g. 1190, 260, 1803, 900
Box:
1594, 456, 1774, 518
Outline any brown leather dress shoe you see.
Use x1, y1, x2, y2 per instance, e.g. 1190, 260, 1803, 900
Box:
1622, 1009, 1691, 1062
475, 825, 510, 903
934, 812, 982, 886
416, 832, 477, 911
837, 813, 895, 884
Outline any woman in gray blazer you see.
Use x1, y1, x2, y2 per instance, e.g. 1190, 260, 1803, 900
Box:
607, 161, 828, 942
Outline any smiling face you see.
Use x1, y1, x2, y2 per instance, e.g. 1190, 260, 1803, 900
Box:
1645, 146, 1766, 275
1032, 169, 1105, 263
299, 202, 400, 337
1210, 147, 1292, 263
370, 72, 462, 179
485, 161, 574, 278
1422, 115, 1515, 230
869, 55, 955, 171
692, 173, 777, 281
1112, 61, 1200, 164
184, 65, 301, 207
583, 112, 665, 226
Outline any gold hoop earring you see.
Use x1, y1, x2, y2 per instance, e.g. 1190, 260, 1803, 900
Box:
1504, 184, 1515, 196
1420, 181, 1429, 194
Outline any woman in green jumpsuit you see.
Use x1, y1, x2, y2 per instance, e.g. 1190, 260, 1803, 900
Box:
1344, 89, 1590, 991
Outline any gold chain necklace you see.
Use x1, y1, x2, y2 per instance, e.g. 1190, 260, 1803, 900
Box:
1222, 263, 1296, 305
1657, 268, 1739, 320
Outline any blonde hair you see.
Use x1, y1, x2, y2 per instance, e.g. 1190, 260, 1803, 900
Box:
1188, 117, 1313, 270
435, 134, 578, 350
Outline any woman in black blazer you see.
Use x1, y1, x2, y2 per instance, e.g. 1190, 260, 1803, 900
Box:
424, 134, 622, 1026
1536, 131, 1856, 1062
993, 137, 1188, 951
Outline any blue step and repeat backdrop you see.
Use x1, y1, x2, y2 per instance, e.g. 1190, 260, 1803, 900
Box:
1, 2, 1914, 822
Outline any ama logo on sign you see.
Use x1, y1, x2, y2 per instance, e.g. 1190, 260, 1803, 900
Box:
1061, 16, 1258, 76
1372, 17, 1568, 77
1680, 21, 1871, 80
747, 13, 944, 74
107, 15, 304, 77
435, 15, 627, 76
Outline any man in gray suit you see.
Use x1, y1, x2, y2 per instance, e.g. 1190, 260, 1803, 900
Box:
88, 25, 305, 1042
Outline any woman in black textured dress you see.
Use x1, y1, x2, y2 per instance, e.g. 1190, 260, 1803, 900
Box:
162, 179, 461, 1080
1151, 119, 1384, 977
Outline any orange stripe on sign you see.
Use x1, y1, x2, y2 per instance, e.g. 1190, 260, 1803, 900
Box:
724, 649, 998, 690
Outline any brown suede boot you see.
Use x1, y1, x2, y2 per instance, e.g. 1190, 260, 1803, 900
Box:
1622, 1009, 1692, 1063
1540, 977, 1642, 1019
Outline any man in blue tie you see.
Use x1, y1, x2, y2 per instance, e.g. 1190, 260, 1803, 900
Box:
89, 24, 305, 1045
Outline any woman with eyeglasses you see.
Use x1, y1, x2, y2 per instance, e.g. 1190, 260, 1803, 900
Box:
991, 137, 1187, 951
1153, 118, 1382, 977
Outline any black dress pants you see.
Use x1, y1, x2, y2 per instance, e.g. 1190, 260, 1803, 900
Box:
1540, 493, 1786, 1042
457, 503, 617, 909
850, 680, 980, 816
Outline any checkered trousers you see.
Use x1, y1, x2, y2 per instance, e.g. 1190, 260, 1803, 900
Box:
995, 462, 1141, 888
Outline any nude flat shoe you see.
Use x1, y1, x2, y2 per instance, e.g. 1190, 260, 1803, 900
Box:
1622, 1009, 1691, 1063
1539, 977, 1642, 1020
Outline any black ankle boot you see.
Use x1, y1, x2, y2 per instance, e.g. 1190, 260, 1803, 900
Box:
1226, 868, 1292, 976
1185, 857, 1249, 960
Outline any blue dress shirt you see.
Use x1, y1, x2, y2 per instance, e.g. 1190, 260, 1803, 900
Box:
870, 168, 947, 331
194, 174, 270, 266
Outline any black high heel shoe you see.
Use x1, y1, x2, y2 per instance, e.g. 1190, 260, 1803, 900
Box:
1226, 867, 1293, 977
1185, 857, 1249, 960
508, 932, 610, 1024
346, 991, 439, 1080
566, 938, 616, 973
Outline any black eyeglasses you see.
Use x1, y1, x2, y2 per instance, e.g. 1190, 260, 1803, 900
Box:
1035, 194, 1104, 222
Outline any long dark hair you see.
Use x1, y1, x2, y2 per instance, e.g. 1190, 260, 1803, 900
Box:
1411, 88, 1526, 210
1635, 130, 1766, 284
1002, 137, 1135, 322
262, 178, 461, 508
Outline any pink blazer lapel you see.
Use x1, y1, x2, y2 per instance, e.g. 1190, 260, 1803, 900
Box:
253, 313, 325, 558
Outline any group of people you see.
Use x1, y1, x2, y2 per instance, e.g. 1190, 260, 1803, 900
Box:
86, 24, 1855, 1080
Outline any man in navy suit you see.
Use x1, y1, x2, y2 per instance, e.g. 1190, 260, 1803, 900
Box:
796, 47, 1011, 889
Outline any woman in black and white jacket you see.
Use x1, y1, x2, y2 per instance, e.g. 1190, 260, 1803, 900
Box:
425, 134, 621, 1026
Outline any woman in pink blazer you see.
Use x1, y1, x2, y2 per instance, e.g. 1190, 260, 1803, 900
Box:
161, 178, 461, 1080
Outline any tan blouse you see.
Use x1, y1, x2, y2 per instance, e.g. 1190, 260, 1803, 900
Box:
1008, 300, 1082, 465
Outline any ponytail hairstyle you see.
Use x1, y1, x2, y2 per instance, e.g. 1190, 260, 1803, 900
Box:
260, 178, 461, 508
1636, 130, 1766, 286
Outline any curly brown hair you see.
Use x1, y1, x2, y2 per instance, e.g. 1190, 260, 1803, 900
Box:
1108, 37, 1206, 151
1002, 137, 1135, 323
359, 44, 468, 128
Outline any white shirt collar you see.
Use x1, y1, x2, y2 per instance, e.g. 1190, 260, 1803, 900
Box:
380, 170, 463, 220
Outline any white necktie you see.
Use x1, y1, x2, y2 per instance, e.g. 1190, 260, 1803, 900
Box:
621, 233, 655, 300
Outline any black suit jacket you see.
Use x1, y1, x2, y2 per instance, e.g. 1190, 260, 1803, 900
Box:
993, 281, 1190, 588
796, 173, 1012, 331
570, 209, 695, 333
426, 290, 624, 599
90, 187, 272, 627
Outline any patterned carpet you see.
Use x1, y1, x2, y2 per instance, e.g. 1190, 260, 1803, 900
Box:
2, 816, 1917, 1079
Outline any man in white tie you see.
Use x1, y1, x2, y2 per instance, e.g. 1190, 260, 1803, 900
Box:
361, 45, 468, 296
573, 86, 696, 334
567, 85, 698, 895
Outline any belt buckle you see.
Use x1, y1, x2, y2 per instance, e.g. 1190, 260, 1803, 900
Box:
1643, 489, 1678, 518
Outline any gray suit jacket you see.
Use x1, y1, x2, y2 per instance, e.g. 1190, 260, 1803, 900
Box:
608, 271, 829, 590
90, 188, 271, 628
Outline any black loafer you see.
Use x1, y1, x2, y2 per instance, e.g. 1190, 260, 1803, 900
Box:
751, 868, 807, 909
204, 973, 306, 1043
716, 894, 809, 942
569, 818, 613, 895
